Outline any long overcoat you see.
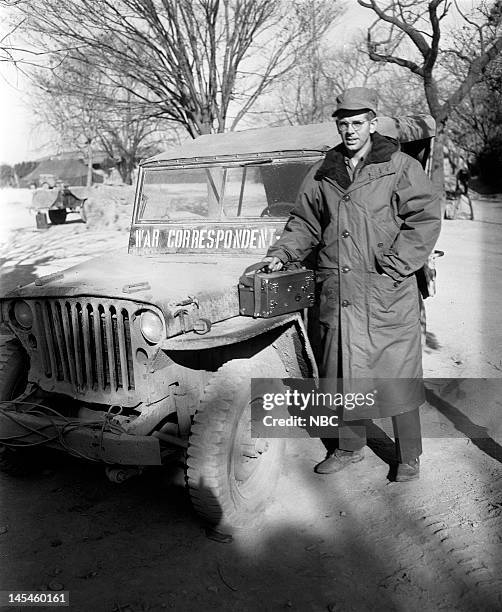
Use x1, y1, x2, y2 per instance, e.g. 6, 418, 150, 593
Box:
268, 133, 442, 419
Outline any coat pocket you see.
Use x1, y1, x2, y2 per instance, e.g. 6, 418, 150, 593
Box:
317, 273, 339, 328
370, 273, 419, 328
370, 220, 399, 261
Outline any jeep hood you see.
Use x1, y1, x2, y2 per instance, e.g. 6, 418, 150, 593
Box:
6, 251, 256, 324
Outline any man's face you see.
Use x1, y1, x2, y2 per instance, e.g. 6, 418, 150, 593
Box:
336, 110, 377, 155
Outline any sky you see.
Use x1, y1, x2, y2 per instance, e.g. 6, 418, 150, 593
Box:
0, 64, 51, 165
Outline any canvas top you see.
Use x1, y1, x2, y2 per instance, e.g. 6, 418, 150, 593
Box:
143, 115, 436, 166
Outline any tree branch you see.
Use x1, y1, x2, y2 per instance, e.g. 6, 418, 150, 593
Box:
358, 0, 432, 58
440, 34, 502, 121
366, 31, 424, 76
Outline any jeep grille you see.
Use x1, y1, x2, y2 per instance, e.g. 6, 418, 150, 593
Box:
34, 298, 135, 393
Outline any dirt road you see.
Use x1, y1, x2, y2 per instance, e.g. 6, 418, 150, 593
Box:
0, 189, 501, 611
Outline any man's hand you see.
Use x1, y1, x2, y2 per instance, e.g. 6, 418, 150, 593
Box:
262, 256, 284, 272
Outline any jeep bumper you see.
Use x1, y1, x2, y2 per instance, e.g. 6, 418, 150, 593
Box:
0, 411, 161, 466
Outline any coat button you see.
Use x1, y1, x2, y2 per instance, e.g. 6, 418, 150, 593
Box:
341, 230, 350, 238
343, 194, 350, 201
341, 299, 351, 307
405, 265, 410, 271
377, 242, 383, 247
341, 266, 350, 273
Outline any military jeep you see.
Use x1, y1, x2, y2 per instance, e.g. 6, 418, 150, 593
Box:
0, 116, 435, 531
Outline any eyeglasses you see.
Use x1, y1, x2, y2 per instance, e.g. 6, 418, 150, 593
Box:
336, 120, 369, 132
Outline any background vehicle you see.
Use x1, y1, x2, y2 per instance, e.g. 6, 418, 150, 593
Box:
37, 173, 57, 189
32, 185, 89, 226
0, 116, 436, 532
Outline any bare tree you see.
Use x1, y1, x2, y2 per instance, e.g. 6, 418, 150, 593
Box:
1, 0, 78, 73
31, 60, 172, 184
1, 1, 35, 67
331, 38, 427, 116
97, 87, 171, 184
358, 0, 502, 192
13, 0, 316, 138
32, 62, 105, 186
446, 78, 502, 162
277, 37, 378, 125
442, 3, 502, 161
274, 29, 425, 127
273, 0, 345, 125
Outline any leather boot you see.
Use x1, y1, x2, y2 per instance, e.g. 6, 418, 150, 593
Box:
395, 457, 420, 481
314, 448, 365, 474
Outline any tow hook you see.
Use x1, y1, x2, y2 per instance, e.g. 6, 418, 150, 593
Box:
105, 465, 143, 483
174, 295, 199, 309
173, 295, 202, 333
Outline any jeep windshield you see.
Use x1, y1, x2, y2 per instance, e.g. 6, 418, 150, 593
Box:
135, 159, 318, 223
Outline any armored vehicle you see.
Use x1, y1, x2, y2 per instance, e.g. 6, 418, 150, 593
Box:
0, 116, 436, 532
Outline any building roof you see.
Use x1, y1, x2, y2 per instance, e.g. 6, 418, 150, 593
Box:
22, 158, 89, 181
35, 150, 109, 163
20, 158, 106, 187
143, 115, 436, 166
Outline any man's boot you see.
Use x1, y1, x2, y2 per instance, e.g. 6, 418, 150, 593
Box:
314, 448, 364, 474
395, 457, 420, 482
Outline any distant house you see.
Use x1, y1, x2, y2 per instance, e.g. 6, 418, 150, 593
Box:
20, 152, 107, 188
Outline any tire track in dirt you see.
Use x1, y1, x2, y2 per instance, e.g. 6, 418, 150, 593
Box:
367, 454, 502, 610
259, 437, 502, 611
287, 437, 502, 611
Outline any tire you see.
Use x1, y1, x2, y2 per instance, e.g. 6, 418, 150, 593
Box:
186, 356, 286, 531
0, 337, 32, 477
48, 209, 67, 225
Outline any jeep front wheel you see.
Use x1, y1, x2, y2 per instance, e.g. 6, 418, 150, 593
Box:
186, 357, 285, 532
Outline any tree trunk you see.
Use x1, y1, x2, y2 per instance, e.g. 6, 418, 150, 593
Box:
117, 157, 135, 185
200, 121, 213, 135
86, 140, 93, 187
431, 126, 446, 217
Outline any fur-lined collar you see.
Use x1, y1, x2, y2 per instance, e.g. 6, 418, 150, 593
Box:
314, 132, 399, 188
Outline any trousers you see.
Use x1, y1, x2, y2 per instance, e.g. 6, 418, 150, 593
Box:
337, 407, 422, 463
315, 318, 423, 463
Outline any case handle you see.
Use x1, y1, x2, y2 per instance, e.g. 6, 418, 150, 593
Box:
239, 260, 304, 286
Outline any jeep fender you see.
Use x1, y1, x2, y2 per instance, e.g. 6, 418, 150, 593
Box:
161, 313, 318, 379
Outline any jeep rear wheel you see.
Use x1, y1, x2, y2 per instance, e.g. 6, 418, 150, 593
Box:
186, 357, 286, 532
0, 337, 31, 476
48, 209, 67, 224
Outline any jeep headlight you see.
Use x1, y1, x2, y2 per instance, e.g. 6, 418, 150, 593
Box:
12, 300, 33, 329
139, 310, 164, 344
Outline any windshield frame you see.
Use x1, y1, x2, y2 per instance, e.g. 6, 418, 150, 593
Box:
133, 155, 323, 225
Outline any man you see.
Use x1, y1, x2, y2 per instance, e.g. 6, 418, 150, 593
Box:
264, 87, 441, 481
456, 164, 470, 196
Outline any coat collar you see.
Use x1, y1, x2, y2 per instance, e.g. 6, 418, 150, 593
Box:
314, 132, 399, 189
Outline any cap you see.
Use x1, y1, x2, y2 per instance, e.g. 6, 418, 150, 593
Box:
332, 87, 378, 117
